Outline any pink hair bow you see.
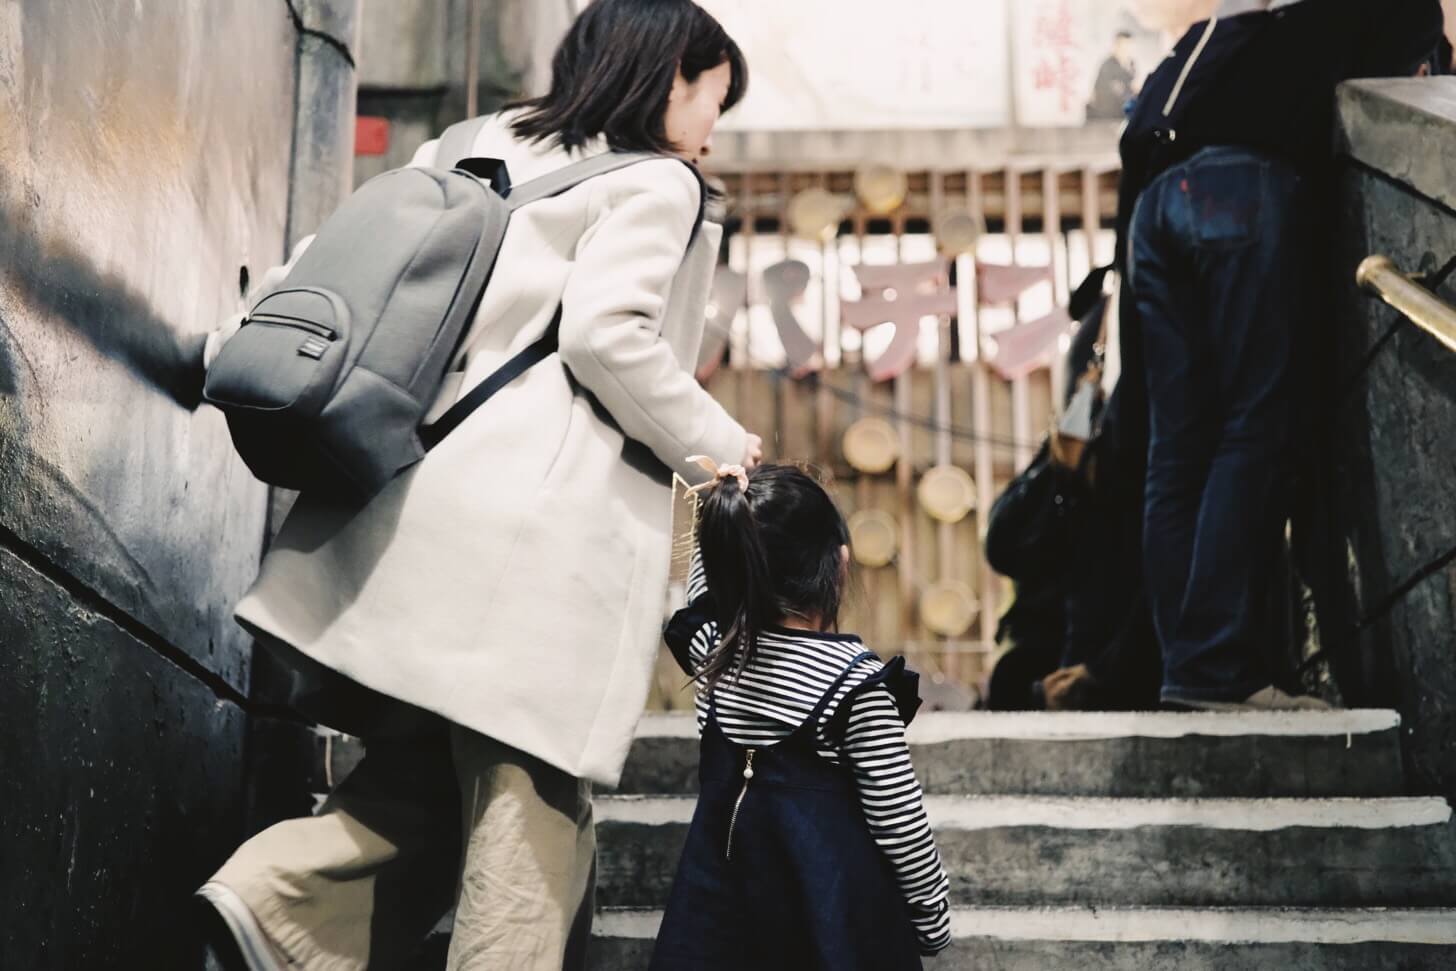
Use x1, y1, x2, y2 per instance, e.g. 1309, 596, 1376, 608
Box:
685, 455, 749, 495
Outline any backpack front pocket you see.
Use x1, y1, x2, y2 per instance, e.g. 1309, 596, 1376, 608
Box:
204, 288, 350, 414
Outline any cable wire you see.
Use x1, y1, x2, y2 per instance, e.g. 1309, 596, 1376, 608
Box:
700, 317, 1045, 452
283, 0, 357, 69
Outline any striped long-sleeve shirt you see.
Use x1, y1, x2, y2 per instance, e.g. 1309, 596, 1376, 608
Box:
665, 558, 952, 955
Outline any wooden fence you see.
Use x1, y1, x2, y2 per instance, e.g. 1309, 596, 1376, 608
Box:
649, 160, 1121, 712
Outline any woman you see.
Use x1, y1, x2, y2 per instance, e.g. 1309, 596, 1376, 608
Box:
197, 2, 760, 968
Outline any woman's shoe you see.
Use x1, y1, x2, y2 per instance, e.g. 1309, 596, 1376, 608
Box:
196, 882, 287, 971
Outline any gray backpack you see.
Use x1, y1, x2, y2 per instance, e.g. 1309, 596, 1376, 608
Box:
203, 117, 703, 499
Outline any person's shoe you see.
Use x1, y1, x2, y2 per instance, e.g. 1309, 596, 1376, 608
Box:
193, 892, 248, 971
203, 941, 241, 971
196, 882, 287, 971
1163, 685, 1334, 712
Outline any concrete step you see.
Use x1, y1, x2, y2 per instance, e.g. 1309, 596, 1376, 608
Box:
617, 710, 1407, 798
593, 795, 1456, 910
587, 907, 1456, 970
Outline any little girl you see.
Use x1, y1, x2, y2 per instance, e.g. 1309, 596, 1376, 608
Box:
651, 461, 951, 970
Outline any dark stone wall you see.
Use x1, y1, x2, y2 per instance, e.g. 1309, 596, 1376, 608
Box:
0, 2, 289, 690
0, 2, 349, 966
0, 546, 247, 969
1322, 80, 1456, 798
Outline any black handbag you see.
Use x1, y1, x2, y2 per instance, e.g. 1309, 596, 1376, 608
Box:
984, 442, 1088, 585
985, 265, 1115, 585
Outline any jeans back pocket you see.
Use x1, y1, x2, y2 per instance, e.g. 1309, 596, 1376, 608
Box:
1184, 159, 1265, 248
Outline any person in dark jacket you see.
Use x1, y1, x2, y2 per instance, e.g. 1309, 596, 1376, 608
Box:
1117, 0, 1445, 710
985, 277, 1162, 712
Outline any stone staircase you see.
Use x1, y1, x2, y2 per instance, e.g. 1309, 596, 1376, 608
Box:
585, 709, 1456, 969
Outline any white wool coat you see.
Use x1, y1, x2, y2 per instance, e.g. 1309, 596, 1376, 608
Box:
228, 114, 746, 787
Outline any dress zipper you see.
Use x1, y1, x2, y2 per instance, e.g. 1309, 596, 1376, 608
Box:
724, 748, 756, 861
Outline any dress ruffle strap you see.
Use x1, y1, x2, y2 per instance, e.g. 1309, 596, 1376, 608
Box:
825, 655, 924, 742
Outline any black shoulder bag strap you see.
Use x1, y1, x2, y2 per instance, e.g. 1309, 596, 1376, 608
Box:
419, 153, 708, 452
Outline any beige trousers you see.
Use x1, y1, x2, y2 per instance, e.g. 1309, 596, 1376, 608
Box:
209, 720, 596, 971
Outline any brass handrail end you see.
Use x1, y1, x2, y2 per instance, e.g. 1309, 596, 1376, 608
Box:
1355, 252, 1456, 356
1355, 254, 1396, 291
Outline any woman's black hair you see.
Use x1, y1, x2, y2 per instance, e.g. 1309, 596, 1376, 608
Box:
695, 464, 851, 690
509, 0, 749, 154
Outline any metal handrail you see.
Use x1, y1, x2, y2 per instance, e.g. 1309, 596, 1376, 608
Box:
1356, 255, 1456, 355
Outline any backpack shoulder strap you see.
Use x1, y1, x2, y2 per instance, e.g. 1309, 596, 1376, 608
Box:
435, 116, 492, 170
419, 307, 563, 452
418, 155, 709, 453
506, 153, 708, 239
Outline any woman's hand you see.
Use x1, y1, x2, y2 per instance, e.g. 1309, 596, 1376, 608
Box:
743, 433, 763, 470
202, 313, 246, 371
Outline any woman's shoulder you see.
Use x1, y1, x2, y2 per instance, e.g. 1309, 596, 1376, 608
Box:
563, 155, 704, 254
473, 110, 577, 176
485, 111, 699, 195
590, 156, 704, 222
408, 109, 524, 169
415, 112, 701, 220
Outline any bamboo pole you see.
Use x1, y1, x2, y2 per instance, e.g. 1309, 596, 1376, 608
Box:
965, 169, 997, 656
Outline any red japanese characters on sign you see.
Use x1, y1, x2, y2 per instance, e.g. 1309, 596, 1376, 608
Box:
1030, 0, 1082, 116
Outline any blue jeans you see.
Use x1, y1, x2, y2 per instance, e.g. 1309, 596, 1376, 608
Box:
1129, 147, 1306, 703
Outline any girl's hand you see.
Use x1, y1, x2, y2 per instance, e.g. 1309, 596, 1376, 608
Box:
743, 433, 764, 470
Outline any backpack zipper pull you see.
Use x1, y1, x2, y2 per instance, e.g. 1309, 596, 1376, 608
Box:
725, 748, 756, 861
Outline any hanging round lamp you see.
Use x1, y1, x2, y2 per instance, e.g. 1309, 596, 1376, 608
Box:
917, 465, 977, 524
843, 417, 900, 474
787, 187, 844, 241
935, 208, 984, 257
854, 165, 908, 215
920, 580, 980, 638
848, 509, 899, 568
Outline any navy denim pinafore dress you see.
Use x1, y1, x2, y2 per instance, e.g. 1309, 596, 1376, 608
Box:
649, 652, 923, 971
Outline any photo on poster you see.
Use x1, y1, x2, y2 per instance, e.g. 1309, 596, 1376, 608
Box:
1013, 0, 1181, 128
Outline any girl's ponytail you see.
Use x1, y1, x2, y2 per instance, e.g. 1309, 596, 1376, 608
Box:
695, 475, 774, 690
690, 462, 851, 690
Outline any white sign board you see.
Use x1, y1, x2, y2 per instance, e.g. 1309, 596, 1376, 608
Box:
698, 0, 1011, 130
